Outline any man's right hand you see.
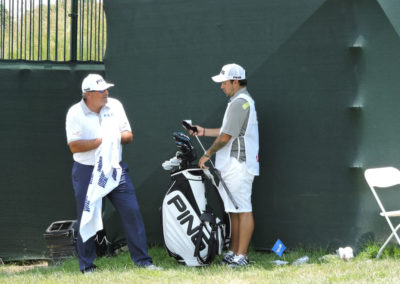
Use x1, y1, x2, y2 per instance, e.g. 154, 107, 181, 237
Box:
190, 125, 204, 136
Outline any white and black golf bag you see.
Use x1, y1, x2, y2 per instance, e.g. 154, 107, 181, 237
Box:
161, 132, 230, 266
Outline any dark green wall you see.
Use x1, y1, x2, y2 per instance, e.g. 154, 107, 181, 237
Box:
0, 64, 105, 260
103, 0, 400, 251
2, 0, 400, 260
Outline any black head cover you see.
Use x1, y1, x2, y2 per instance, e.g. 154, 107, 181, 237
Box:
175, 141, 191, 154
173, 132, 193, 149
173, 132, 197, 165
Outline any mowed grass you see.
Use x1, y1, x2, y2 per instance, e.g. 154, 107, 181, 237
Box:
2, 243, 400, 284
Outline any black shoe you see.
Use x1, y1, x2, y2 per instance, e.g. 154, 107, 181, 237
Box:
81, 264, 98, 274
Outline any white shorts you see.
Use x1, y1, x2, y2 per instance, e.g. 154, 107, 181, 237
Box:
217, 157, 255, 213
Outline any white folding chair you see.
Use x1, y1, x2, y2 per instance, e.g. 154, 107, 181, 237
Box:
364, 167, 400, 258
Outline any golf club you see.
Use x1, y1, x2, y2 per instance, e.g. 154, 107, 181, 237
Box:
182, 120, 239, 209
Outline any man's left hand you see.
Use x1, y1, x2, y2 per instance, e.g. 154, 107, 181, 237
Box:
198, 155, 209, 169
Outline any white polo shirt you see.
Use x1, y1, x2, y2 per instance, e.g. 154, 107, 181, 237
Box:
65, 97, 132, 165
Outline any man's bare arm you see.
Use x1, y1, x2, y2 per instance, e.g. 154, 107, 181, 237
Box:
198, 133, 232, 169
68, 138, 102, 154
121, 131, 133, 144
189, 126, 221, 137
69, 131, 133, 153
207, 133, 231, 156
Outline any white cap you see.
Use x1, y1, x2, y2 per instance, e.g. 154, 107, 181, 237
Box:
81, 74, 114, 93
211, 63, 246, 83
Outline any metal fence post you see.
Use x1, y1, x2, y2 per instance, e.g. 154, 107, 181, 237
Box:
70, 0, 78, 61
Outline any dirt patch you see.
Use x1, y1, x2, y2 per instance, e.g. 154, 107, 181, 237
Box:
0, 261, 48, 274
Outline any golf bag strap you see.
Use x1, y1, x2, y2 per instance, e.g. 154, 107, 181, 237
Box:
194, 212, 219, 265
203, 169, 228, 213
203, 173, 231, 246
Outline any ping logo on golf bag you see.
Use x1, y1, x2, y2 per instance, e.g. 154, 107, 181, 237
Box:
167, 194, 209, 250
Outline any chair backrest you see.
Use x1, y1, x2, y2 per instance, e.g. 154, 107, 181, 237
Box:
365, 167, 400, 215
365, 167, 400, 188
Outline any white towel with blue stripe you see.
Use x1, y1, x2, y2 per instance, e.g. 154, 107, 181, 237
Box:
79, 108, 122, 242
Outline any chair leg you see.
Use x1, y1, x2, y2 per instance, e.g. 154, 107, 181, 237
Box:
376, 224, 400, 259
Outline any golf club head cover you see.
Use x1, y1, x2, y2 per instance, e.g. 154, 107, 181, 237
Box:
172, 132, 197, 163
173, 132, 194, 149
175, 141, 190, 154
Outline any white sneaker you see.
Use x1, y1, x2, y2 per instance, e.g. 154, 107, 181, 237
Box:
230, 254, 249, 267
144, 264, 163, 271
222, 250, 235, 265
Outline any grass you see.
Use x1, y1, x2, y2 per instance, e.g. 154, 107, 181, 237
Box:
2, 244, 400, 283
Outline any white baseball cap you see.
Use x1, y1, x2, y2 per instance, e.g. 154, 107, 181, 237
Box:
211, 63, 246, 83
81, 74, 114, 93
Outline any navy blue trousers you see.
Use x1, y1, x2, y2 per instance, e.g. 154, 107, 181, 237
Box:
72, 161, 152, 271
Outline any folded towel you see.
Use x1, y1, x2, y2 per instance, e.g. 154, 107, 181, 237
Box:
79, 108, 122, 242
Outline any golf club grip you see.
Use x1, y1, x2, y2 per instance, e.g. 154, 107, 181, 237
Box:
214, 169, 239, 209
182, 121, 198, 133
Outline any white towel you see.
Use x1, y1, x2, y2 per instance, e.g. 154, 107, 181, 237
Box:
79, 108, 122, 242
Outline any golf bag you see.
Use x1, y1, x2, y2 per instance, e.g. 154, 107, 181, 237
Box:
161, 132, 230, 266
